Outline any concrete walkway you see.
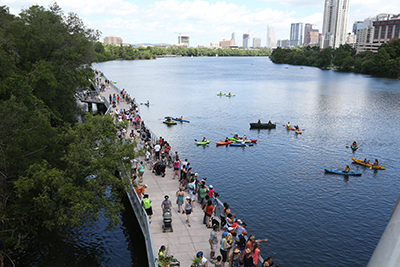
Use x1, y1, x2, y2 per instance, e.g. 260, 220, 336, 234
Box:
94, 74, 219, 266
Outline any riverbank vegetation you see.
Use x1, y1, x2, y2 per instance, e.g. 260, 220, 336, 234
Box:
270, 40, 400, 78
0, 4, 136, 265
94, 42, 271, 62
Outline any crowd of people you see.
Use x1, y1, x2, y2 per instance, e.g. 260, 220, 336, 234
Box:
95, 70, 280, 267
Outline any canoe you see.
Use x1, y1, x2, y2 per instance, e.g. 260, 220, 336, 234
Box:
228, 137, 257, 143
324, 168, 362, 176
351, 146, 358, 151
196, 140, 210, 145
229, 143, 254, 147
352, 157, 385, 170
172, 118, 190, 123
163, 120, 177, 125
250, 123, 276, 129
216, 141, 233, 146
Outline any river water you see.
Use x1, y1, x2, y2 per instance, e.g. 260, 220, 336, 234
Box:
94, 57, 400, 267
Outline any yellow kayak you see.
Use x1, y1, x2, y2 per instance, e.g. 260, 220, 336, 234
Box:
352, 157, 385, 170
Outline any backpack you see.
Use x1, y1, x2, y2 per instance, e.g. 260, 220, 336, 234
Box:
238, 234, 246, 248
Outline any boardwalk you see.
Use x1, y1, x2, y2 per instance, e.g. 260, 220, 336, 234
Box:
93, 75, 219, 267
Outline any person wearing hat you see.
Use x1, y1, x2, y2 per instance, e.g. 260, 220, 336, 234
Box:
243, 248, 253, 267
161, 195, 172, 214
196, 251, 208, 267
207, 185, 215, 200
220, 232, 232, 267
235, 220, 248, 243
230, 247, 241, 267
209, 225, 219, 261
141, 194, 153, 223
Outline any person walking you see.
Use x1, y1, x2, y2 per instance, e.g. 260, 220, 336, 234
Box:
161, 195, 172, 215
138, 161, 145, 181
176, 186, 185, 213
141, 194, 153, 223
209, 225, 219, 261
184, 196, 192, 227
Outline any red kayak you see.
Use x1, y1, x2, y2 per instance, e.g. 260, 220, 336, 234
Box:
284, 125, 295, 131
216, 141, 233, 146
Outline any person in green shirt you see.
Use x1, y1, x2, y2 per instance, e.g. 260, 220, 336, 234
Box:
141, 194, 153, 223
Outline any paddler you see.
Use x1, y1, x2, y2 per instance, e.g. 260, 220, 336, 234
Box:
294, 125, 299, 131
180, 116, 183, 120
343, 165, 350, 173
258, 119, 261, 124
287, 122, 291, 127
267, 120, 272, 125
227, 92, 231, 96
243, 134, 248, 140
352, 141, 357, 147
373, 159, 379, 166
363, 158, 370, 163
146, 100, 149, 105
233, 134, 239, 139
201, 136, 207, 142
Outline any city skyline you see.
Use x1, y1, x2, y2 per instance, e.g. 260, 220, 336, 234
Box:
6, 0, 399, 46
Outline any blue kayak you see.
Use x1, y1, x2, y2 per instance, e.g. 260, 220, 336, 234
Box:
324, 168, 362, 176
229, 143, 254, 147
172, 118, 190, 123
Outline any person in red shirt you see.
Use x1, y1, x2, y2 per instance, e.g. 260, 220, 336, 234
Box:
205, 199, 214, 228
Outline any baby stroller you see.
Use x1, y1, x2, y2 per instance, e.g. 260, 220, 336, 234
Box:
162, 209, 173, 232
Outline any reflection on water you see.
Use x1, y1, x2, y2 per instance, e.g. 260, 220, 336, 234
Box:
14, 195, 147, 266
94, 57, 400, 266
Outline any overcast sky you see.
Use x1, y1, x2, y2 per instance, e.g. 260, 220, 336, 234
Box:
5, 0, 399, 46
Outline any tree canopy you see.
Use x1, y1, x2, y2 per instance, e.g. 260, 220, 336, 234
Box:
0, 4, 137, 264
270, 42, 400, 78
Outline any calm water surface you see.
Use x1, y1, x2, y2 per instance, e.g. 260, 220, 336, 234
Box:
95, 57, 400, 267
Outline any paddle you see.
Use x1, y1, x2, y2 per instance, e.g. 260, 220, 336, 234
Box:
194, 139, 198, 142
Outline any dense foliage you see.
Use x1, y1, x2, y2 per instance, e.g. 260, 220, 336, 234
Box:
0, 4, 137, 264
94, 43, 271, 62
270, 41, 400, 78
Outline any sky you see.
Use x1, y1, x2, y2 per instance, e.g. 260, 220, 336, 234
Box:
4, 0, 400, 46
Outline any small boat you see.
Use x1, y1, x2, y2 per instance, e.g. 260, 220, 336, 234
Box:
196, 140, 210, 145
163, 117, 177, 125
226, 94, 235, 97
324, 168, 362, 176
352, 158, 385, 170
172, 118, 190, 123
284, 125, 295, 131
217, 93, 225, 96
229, 143, 254, 147
351, 146, 358, 151
250, 123, 276, 129
228, 137, 257, 143
295, 130, 302, 134
216, 141, 233, 146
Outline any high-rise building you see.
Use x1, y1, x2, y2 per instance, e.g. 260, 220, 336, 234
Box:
352, 21, 363, 35
219, 39, 235, 48
178, 36, 190, 47
277, 39, 290, 48
304, 24, 318, 45
266, 25, 276, 48
290, 23, 304, 47
243, 33, 250, 49
104, 36, 123, 45
321, 0, 350, 48
232, 32, 236, 45
253, 37, 261, 48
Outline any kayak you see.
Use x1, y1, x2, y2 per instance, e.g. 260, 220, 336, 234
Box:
250, 123, 276, 129
217, 93, 225, 96
163, 120, 177, 125
295, 130, 302, 134
228, 137, 257, 143
324, 168, 362, 176
229, 143, 254, 147
216, 141, 233, 146
285, 125, 302, 134
352, 158, 385, 170
172, 118, 190, 123
351, 146, 358, 151
226, 94, 235, 97
197, 140, 210, 145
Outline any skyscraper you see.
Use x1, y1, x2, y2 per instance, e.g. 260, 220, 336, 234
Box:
232, 32, 236, 45
304, 24, 319, 45
243, 33, 250, 49
253, 37, 261, 48
266, 25, 276, 48
321, 0, 350, 48
290, 23, 304, 47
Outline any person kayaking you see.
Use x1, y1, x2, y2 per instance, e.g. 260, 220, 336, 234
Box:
243, 134, 248, 140
294, 125, 299, 131
225, 137, 229, 142
227, 92, 231, 96
220, 91, 223, 95
258, 119, 261, 124
233, 134, 239, 139
373, 159, 379, 166
352, 141, 358, 147
201, 136, 207, 142
363, 158, 370, 163
267, 120, 272, 125
287, 122, 291, 127
343, 165, 350, 173
180, 116, 183, 120
146, 100, 149, 105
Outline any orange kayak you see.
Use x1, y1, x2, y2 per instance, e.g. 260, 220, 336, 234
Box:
216, 141, 233, 146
